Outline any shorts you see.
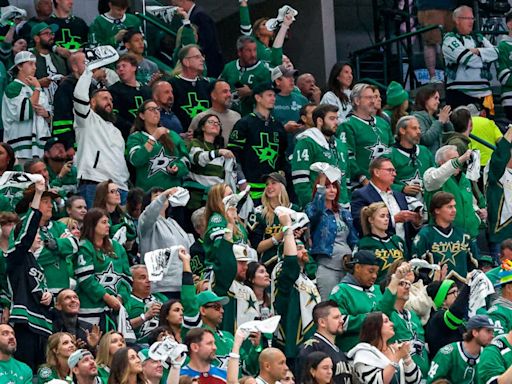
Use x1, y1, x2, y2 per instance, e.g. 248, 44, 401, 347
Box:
418, 9, 454, 45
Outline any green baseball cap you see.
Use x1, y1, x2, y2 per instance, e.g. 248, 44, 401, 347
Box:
31, 22, 58, 37
196, 290, 229, 308
138, 348, 150, 363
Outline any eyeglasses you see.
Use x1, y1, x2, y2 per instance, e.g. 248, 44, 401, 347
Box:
109, 188, 120, 194
206, 119, 222, 127
447, 289, 459, 297
379, 168, 397, 174
39, 30, 54, 36
361, 95, 376, 100
184, 54, 204, 60
145, 106, 161, 112
203, 303, 222, 311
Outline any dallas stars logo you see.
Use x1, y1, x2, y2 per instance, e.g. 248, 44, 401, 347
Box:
246, 295, 257, 312
365, 139, 390, 160
252, 132, 279, 167
129, 96, 145, 118
95, 263, 122, 293
28, 267, 46, 294
402, 170, 423, 188
55, 28, 82, 51
181, 92, 209, 118
147, 148, 176, 177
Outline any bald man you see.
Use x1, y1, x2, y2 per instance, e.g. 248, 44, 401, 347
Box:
152, 81, 184, 136
297, 73, 321, 104
256, 348, 288, 384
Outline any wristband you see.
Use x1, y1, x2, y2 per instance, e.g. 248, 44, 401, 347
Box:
229, 353, 240, 359
34, 87, 42, 92
224, 228, 232, 234
281, 226, 289, 233
52, 45, 58, 53
390, 362, 399, 370
140, 313, 146, 322
271, 236, 279, 246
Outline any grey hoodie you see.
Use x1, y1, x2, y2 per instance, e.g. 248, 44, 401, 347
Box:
138, 194, 192, 293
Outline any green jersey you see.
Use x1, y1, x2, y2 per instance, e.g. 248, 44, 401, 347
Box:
411, 224, 479, 283
47, 165, 78, 197
497, 37, 512, 109
329, 277, 396, 351
383, 144, 435, 193
477, 335, 512, 384
487, 297, 512, 336
127, 130, 190, 191
427, 341, 480, 384
390, 309, 429, 377
74, 239, 132, 325
291, 128, 350, 208
0, 358, 32, 384
125, 292, 168, 344
220, 59, 270, 116
354, 234, 407, 284
338, 115, 393, 184
37, 366, 72, 384
272, 255, 320, 358
38, 220, 79, 294
88, 13, 142, 50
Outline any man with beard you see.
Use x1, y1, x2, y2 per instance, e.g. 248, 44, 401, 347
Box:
108, 53, 152, 140
43, 137, 77, 196
181, 328, 227, 384
73, 61, 130, 208
0, 324, 33, 383
68, 349, 102, 384
189, 80, 241, 144
152, 80, 184, 137
292, 104, 350, 208
298, 301, 353, 384
383, 116, 435, 199
427, 315, 497, 384
338, 83, 393, 188
31, 22, 69, 106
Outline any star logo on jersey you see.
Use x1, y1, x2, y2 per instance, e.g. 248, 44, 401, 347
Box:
302, 338, 319, 348
95, 262, 122, 293
365, 139, 390, 160
375, 249, 403, 271
402, 170, 423, 188
306, 290, 319, 306
181, 92, 209, 118
147, 148, 176, 177
129, 96, 145, 118
246, 296, 257, 311
252, 132, 279, 167
29, 267, 46, 294
55, 28, 82, 51
215, 354, 229, 370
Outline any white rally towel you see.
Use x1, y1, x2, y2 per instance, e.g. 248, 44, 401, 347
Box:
310, 162, 342, 183
168, 187, 190, 207
0, 171, 43, 190
117, 305, 136, 343
274, 206, 310, 230
144, 246, 185, 282
265, 5, 298, 31
468, 269, 495, 317
238, 315, 281, 334
149, 337, 188, 365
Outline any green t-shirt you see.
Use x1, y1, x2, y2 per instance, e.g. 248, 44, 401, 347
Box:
0, 358, 32, 384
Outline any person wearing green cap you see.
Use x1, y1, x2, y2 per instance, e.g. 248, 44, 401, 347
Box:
337, 83, 393, 188
383, 81, 409, 133
31, 21, 69, 104
487, 265, 512, 336
271, 210, 320, 360
425, 276, 471, 360
328, 250, 403, 351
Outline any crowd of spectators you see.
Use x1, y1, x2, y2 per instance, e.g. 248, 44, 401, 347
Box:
2, 1, 512, 384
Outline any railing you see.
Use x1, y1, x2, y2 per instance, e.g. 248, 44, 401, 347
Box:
352, 24, 442, 90
134, 11, 177, 37
357, 78, 387, 92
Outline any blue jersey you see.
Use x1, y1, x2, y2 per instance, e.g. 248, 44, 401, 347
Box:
180, 365, 227, 384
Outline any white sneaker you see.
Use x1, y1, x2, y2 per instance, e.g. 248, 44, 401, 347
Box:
0, 6, 26, 25
146, 6, 178, 24
84, 45, 119, 71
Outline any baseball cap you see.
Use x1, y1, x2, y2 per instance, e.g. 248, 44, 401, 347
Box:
252, 82, 279, 96
68, 349, 92, 369
138, 348, 150, 363
31, 22, 58, 37
350, 250, 381, 266
10, 51, 36, 71
262, 172, 287, 187
233, 244, 251, 262
271, 65, 298, 82
466, 315, 498, 331
44, 136, 68, 152
196, 290, 229, 308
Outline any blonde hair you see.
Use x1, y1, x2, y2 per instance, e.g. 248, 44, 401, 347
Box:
261, 183, 290, 225
360, 202, 388, 236
59, 217, 79, 232
96, 331, 124, 368
45, 332, 74, 372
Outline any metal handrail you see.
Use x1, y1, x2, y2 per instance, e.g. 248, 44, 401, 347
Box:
135, 11, 177, 37
352, 24, 442, 56
358, 78, 387, 91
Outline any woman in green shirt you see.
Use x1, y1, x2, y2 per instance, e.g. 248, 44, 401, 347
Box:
37, 332, 76, 384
